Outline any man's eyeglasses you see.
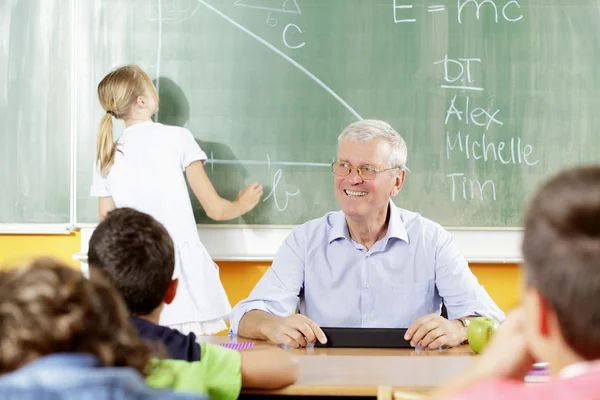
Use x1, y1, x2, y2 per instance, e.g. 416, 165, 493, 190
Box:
331, 161, 400, 180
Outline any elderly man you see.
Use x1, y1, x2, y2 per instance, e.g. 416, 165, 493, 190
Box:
229, 120, 504, 349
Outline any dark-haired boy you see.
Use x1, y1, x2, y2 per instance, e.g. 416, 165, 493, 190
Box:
89, 207, 299, 400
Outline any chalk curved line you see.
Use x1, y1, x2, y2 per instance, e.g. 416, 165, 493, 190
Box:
196, 0, 363, 121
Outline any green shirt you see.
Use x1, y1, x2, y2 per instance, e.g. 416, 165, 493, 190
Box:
146, 343, 242, 400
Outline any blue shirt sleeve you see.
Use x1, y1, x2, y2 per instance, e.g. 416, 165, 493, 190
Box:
229, 229, 306, 334
433, 228, 506, 323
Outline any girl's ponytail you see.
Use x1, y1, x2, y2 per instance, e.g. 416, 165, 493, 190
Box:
95, 64, 158, 176
96, 112, 117, 176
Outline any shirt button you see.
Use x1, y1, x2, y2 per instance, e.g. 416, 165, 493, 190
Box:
367, 316, 372, 321
366, 284, 371, 289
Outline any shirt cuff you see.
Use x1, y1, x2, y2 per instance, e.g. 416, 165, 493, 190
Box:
228, 304, 272, 336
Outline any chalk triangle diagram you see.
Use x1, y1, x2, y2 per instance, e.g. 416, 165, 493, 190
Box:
233, 0, 301, 14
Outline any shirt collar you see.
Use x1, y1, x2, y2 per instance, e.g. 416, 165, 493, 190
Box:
328, 210, 352, 244
121, 120, 155, 136
130, 315, 154, 327
385, 201, 409, 243
328, 200, 409, 244
22, 354, 101, 370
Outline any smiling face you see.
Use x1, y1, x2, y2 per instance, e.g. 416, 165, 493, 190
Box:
334, 138, 405, 222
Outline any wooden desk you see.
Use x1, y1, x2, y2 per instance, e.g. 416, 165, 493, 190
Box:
198, 336, 475, 397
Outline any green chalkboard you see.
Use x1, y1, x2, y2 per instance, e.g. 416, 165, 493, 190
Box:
69, 1, 600, 226
0, 0, 72, 224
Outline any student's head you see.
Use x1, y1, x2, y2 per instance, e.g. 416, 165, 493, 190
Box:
522, 165, 600, 364
333, 119, 407, 222
0, 258, 152, 375
88, 207, 177, 316
96, 64, 159, 176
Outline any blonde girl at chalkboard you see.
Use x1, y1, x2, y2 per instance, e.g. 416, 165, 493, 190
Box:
90, 64, 263, 335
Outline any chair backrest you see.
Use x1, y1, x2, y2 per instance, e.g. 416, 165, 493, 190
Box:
377, 386, 424, 400
393, 391, 424, 400
377, 385, 393, 400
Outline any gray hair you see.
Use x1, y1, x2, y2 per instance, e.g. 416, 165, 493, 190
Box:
337, 119, 407, 169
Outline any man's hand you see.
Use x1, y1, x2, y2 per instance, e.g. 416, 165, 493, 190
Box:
404, 314, 466, 349
263, 314, 328, 348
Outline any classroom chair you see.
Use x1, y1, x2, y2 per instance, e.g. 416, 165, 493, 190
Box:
377, 386, 423, 400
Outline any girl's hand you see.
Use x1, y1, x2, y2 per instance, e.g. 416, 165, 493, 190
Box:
237, 181, 263, 213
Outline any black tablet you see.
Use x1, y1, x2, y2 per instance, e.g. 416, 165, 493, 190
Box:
315, 327, 413, 348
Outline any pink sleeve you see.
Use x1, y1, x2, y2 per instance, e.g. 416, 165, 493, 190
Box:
445, 379, 533, 400
445, 376, 595, 400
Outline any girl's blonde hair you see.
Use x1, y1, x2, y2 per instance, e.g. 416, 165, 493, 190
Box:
96, 64, 159, 176
0, 258, 154, 375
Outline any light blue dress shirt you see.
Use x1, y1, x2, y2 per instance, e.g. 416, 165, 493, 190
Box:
229, 202, 505, 334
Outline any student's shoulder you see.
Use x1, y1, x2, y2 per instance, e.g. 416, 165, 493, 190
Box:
199, 343, 242, 372
149, 343, 241, 372
130, 316, 174, 338
150, 123, 192, 138
130, 317, 200, 361
145, 124, 199, 155
148, 345, 242, 399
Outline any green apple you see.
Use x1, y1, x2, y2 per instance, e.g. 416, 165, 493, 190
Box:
467, 317, 500, 353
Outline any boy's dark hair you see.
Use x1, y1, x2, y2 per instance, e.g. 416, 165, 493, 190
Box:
88, 207, 175, 315
523, 165, 600, 360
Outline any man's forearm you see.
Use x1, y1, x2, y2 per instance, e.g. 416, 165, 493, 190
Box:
237, 310, 280, 340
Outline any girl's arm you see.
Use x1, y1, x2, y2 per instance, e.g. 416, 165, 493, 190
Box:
98, 197, 116, 221
185, 160, 263, 221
